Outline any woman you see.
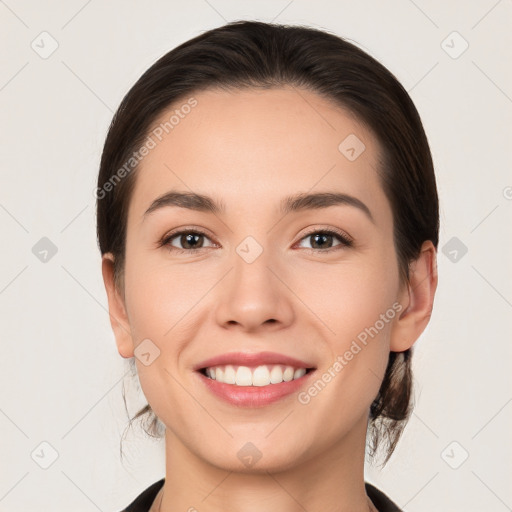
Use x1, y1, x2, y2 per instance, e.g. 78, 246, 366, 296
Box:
97, 20, 438, 512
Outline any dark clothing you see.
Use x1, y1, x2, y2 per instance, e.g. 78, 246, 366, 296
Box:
121, 478, 402, 511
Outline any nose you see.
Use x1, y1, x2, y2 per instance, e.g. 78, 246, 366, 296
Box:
214, 244, 295, 333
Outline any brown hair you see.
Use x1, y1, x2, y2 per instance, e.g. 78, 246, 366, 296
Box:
96, 20, 439, 464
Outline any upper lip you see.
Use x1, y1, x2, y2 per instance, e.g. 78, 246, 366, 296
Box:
194, 351, 316, 371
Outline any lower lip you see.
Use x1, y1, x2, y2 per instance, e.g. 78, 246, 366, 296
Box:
196, 370, 316, 407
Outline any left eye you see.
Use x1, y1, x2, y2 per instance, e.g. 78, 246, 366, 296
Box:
296, 230, 353, 251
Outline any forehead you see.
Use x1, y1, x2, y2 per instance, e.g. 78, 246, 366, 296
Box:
128, 86, 390, 226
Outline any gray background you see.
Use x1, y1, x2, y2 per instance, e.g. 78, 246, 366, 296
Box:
1, 1, 511, 511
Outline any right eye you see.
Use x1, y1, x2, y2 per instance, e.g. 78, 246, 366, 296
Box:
160, 229, 217, 253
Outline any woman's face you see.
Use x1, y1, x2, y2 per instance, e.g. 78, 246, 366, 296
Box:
115, 87, 412, 471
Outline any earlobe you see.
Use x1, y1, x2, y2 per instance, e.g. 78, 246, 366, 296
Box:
390, 241, 438, 352
101, 254, 134, 358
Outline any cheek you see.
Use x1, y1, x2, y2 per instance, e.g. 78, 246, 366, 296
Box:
293, 251, 399, 346
123, 246, 208, 339
331, 274, 398, 355
122, 249, 209, 404
299, 270, 399, 438
124, 256, 199, 427
304, 247, 400, 392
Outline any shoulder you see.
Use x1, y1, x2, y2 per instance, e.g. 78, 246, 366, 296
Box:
120, 478, 165, 512
365, 482, 402, 512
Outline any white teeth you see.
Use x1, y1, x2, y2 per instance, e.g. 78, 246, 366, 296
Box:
294, 368, 306, 379
203, 364, 310, 386
223, 364, 236, 384
252, 365, 270, 387
283, 366, 294, 382
235, 366, 252, 386
270, 365, 283, 384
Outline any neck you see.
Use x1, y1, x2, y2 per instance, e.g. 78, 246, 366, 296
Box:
157, 414, 376, 512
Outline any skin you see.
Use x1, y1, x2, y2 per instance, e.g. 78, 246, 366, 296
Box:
102, 86, 437, 512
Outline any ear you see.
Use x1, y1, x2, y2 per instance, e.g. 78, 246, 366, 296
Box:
101, 253, 134, 358
390, 240, 438, 352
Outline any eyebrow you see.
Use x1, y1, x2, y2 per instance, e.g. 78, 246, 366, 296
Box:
143, 190, 374, 223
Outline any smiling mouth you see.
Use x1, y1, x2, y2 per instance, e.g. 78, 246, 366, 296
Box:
198, 364, 315, 387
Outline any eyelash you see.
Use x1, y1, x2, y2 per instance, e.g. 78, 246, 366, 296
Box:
159, 226, 353, 254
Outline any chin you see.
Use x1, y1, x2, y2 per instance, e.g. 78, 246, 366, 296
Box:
200, 439, 309, 475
